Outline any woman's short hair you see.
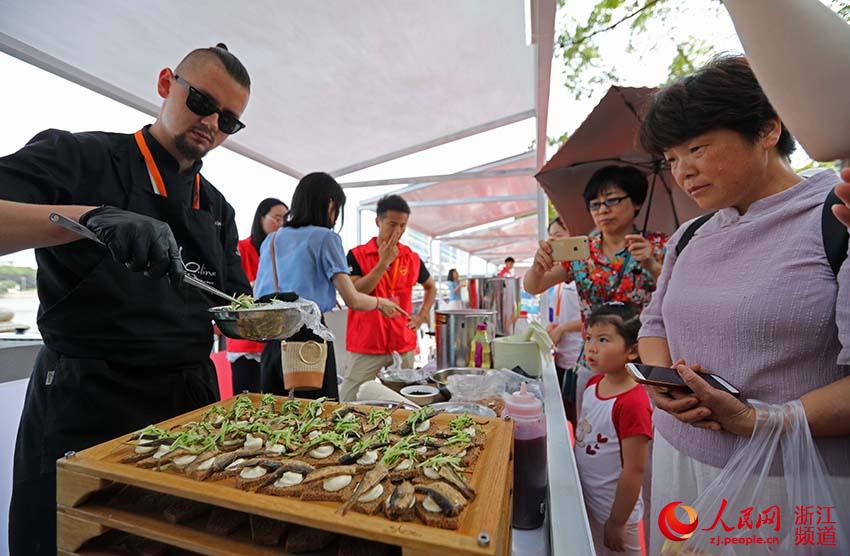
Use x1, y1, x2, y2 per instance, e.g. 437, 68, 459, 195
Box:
446, 268, 458, 281
286, 172, 346, 230
639, 55, 796, 158
250, 197, 286, 250
582, 165, 649, 212
586, 302, 642, 347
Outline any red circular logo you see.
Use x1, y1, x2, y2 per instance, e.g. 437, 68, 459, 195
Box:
659, 501, 699, 542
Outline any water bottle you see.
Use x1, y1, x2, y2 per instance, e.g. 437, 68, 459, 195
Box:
502, 382, 547, 529
514, 310, 530, 336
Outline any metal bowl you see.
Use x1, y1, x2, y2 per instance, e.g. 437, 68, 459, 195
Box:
429, 367, 490, 387
347, 400, 420, 410
377, 368, 429, 393
428, 401, 497, 417
209, 303, 308, 341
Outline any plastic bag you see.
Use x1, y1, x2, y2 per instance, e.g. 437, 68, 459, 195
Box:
279, 298, 334, 342
445, 368, 543, 404
661, 399, 849, 555
376, 351, 430, 384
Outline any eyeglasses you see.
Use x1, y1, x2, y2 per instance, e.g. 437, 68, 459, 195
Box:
173, 75, 246, 135
587, 195, 630, 212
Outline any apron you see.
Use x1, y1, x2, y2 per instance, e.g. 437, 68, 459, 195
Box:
9, 131, 225, 556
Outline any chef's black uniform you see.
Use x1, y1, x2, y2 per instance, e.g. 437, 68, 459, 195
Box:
0, 126, 250, 555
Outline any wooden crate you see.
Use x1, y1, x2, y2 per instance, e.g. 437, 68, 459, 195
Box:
57, 395, 514, 556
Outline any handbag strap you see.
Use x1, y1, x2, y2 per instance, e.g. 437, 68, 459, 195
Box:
269, 230, 280, 292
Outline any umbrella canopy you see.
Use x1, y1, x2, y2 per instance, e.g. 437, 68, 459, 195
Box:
536, 86, 703, 236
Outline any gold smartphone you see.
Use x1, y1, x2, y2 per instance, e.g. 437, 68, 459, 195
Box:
550, 236, 590, 261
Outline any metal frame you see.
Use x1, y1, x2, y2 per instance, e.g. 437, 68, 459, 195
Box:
331, 110, 536, 177
340, 167, 535, 189
359, 194, 536, 212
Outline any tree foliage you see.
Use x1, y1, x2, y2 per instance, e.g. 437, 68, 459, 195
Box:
556, 1, 850, 100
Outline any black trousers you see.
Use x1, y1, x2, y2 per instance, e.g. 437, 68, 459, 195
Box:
9, 347, 219, 556
260, 326, 339, 400
230, 355, 262, 394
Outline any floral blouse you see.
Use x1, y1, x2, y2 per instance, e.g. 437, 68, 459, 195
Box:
563, 229, 668, 324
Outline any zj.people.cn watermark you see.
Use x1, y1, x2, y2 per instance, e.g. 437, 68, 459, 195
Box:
658, 499, 838, 547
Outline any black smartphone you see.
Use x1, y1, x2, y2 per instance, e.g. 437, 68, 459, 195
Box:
625, 363, 741, 398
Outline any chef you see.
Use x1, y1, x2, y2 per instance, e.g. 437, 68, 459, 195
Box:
0, 44, 252, 555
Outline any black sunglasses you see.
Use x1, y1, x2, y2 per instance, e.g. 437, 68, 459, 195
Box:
173, 75, 246, 135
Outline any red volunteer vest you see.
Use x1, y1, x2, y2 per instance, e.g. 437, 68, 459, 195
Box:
346, 238, 420, 355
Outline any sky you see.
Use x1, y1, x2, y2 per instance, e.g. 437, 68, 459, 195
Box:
0, 1, 821, 270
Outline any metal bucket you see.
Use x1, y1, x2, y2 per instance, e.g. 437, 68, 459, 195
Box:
465, 276, 488, 309
435, 309, 495, 370
481, 277, 521, 336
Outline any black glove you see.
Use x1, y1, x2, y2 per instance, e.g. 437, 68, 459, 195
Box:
80, 206, 185, 283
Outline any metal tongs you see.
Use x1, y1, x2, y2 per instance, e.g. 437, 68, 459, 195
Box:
49, 212, 247, 307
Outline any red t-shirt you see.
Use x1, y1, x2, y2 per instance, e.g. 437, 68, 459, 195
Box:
574, 374, 652, 524
227, 237, 263, 354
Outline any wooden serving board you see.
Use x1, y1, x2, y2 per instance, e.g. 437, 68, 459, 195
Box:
57, 395, 514, 556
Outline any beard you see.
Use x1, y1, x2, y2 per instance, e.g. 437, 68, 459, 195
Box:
174, 127, 214, 161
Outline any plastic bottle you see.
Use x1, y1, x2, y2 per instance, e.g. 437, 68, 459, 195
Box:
502, 382, 547, 529
514, 310, 530, 336
467, 322, 492, 368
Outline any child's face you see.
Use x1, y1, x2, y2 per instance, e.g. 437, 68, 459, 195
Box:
584, 321, 638, 374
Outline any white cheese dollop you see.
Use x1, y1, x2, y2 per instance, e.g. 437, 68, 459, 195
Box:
225, 458, 246, 470
358, 483, 384, 503
173, 454, 198, 467
274, 472, 304, 488
322, 475, 352, 492
356, 450, 378, 465
197, 457, 215, 471
239, 466, 268, 480
309, 445, 334, 459
423, 496, 442, 513
243, 434, 263, 451
394, 459, 413, 471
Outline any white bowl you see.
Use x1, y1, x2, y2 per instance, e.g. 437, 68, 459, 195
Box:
400, 385, 441, 406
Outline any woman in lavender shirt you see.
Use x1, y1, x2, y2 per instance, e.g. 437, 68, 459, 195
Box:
638, 56, 850, 552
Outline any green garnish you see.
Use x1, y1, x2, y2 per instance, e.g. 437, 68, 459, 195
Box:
302, 431, 348, 452
230, 395, 255, 420
334, 417, 361, 436
268, 428, 302, 450
380, 437, 418, 467
298, 416, 324, 436
260, 393, 276, 407
228, 293, 255, 309
135, 425, 171, 440
448, 413, 475, 434
304, 397, 328, 419
366, 409, 390, 428
417, 454, 465, 471
445, 430, 473, 447
405, 406, 434, 427
279, 399, 302, 416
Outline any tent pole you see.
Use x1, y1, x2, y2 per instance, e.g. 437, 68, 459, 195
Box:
658, 172, 681, 228
356, 207, 362, 246
642, 170, 658, 236
537, 186, 550, 324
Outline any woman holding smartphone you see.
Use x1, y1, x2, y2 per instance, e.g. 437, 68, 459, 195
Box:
524, 166, 667, 415
638, 55, 850, 552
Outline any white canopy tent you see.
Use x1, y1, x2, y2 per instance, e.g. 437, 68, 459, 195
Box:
1, 0, 552, 180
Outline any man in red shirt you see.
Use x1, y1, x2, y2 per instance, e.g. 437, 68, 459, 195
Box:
340, 195, 436, 401
498, 256, 516, 277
